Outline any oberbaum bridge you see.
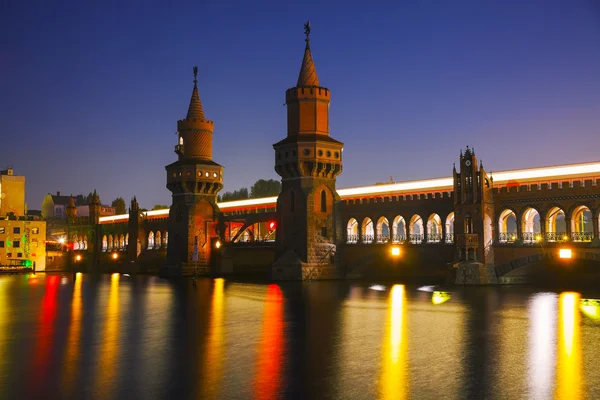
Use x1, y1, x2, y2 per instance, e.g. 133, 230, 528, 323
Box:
64, 27, 600, 285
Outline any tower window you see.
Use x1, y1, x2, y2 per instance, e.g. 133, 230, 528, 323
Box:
290, 190, 295, 212
320, 190, 327, 212
179, 137, 183, 145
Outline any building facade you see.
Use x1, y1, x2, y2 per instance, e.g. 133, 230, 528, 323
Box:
0, 169, 25, 217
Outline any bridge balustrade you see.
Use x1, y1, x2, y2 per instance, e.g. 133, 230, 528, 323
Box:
427, 233, 441, 243
410, 234, 423, 244
377, 234, 390, 243
498, 232, 517, 243
347, 235, 359, 244
545, 232, 569, 242
362, 235, 374, 244
522, 232, 537, 244
445, 233, 454, 244
572, 232, 593, 242
392, 234, 406, 243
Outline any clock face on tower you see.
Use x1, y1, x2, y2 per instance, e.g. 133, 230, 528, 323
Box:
465, 160, 471, 166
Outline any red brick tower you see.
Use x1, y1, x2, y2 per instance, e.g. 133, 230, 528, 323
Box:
162, 67, 223, 276
272, 23, 344, 280
451, 146, 497, 283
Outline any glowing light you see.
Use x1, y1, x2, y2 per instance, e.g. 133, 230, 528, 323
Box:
76, 272, 82, 277
369, 284, 386, 291
432, 291, 451, 305
391, 246, 401, 257
75, 255, 81, 261
215, 240, 221, 249
58, 237, 65, 244
535, 235, 541, 242
559, 249, 572, 259
111, 273, 119, 279
417, 285, 436, 292
379, 285, 408, 399
580, 299, 600, 321
112, 252, 118, 260
218, 196, 278, 210
556, 292, 582, 399
268, 221, 276, 230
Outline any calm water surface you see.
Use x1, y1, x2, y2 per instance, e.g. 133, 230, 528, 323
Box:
0, 273, 599, 399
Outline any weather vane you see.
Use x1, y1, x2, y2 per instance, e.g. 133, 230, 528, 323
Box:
304, 21, 311, 41
193, 66, 198, 84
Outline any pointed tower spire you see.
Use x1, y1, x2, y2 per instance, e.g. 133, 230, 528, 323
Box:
186, 66, 205, 120
297, 21, 320, 87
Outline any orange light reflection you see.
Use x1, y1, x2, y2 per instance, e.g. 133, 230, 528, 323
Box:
95, 273, 120, 395
202, 278, 225, 399
254, 284, 284, 400
379, 285, 408, 399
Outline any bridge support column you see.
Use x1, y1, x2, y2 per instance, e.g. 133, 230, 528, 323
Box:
565, 217, 572, 241
592, 216, 599, 245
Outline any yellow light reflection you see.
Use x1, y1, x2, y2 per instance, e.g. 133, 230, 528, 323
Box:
580, 299, 600, 321
254, 285, 284, 400
379, 285, 408, 399
62, 275, 83, 392
555, 292, 583, 400
202, 278, 225, 399
431, 291, 451, 305
96, 273, 120, 394
0, 280, 7, 383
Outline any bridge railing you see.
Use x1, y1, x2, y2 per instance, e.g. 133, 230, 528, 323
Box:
571, 232, 593, 242
347, 234, 359, 244
427, 233, 442, 243
498, 232, 517, 243
362, 235, 374, 244
445, 233, 454, 244
409, 234, 423, 244
392, 234, 406, 243
545, 232, 569, 242
377, 234, 390, 243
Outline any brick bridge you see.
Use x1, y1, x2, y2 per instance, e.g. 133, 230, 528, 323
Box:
61, 29, 600, 284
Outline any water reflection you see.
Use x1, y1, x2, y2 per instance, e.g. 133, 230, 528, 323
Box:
556, 292, 583, 400
528, 293, 557, 400
202, 278, 225, 399
31, 275, 59, 397
379, 284, 408, 399
254, 284, 284, 400
580, 299, 600, 321
62, 274, 83, 393
95, 273, 121, 395
431, 291, 451, 305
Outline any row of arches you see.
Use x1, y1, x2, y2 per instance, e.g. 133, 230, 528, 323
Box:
498, 205, 595, 243
72, 235, 88, 250
347, 213, 455, 244
102, 233, 129, 252
147, 231, 168, 249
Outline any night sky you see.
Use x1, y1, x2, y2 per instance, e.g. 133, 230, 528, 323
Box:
2, 0, 599, 210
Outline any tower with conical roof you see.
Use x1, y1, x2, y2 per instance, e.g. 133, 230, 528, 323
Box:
163, 67, 224, 276
272, 23, 344, 279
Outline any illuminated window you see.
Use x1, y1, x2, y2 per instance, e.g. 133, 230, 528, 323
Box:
13, 227, 20, 234
32, 239, 38, 248
213, 172, 218, 178
179, 136, 183, 145
0, 227, 4, 234
32, 228, 39, 234
13, 241, 20, 248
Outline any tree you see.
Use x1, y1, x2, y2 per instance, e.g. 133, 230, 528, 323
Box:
218, 187, 249, 202
152, 204, 169, 210
250, 179, 281, 198
85, 192, 100, 205
111, 197, 127, 214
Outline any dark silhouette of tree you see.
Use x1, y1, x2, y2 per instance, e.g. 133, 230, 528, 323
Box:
218, 187, 249, 202
250, 179, 281, 198
152, 204, 169, 210
111, 197, 127, 214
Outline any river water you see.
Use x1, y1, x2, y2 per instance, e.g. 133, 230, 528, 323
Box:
0, 273, 599, 399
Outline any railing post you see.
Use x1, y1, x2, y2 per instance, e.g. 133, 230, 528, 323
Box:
423, 220, 429, 243
565, 217, 572, 241
593, 215, 600, 244
372, 218, 378, 244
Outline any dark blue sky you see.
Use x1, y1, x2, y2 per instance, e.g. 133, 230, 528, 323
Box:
2, 0, 599, 209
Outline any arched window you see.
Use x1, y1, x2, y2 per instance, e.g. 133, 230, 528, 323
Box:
409, 215, 423, 243
108, 235, 114, 250
427, 214, 442, 243
290, 190, 295, 213
376, 217, 390, 243
571, 205, 592, 242
392, 216, 406, 243
179, 136, 183, 145
102, 235, 107, 252
521, 208, 541, 243
346, 218, 358, 243
320, 190, 327, 212
445, 212, 455, 243
148, 231, 155, 250
545, 207, 567, 242
498, 210, 517, 242
163, 231, 168, 247
361, 218, 374, 243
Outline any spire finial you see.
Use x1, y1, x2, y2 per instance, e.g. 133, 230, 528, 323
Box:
304, 21, 311, 42
193, 66, 198, 85
186, 66, 205, 119
297, 22, 320, 87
